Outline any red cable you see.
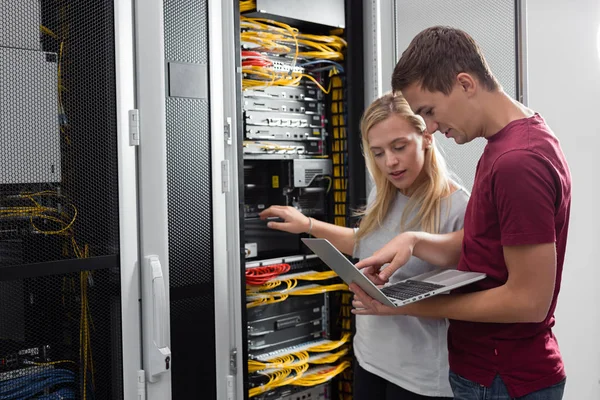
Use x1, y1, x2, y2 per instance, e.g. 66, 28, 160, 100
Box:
242, 59, 272, 67
246, 263, 291, 285
241, 51, 273, 67
241, 51, 265, 57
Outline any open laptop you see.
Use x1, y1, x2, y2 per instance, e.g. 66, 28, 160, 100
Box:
301, 238, 486, 307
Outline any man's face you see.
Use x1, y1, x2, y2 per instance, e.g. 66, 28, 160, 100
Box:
402, 82, 477, 145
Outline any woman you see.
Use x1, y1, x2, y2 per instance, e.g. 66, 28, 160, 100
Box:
259, 92, 468, 400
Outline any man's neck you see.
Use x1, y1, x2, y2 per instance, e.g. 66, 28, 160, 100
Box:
479, 91, 534, 139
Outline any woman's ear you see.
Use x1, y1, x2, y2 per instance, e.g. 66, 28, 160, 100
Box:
422, 131, 433, 149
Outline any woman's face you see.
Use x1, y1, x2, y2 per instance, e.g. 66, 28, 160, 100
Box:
367, 115, 432, 194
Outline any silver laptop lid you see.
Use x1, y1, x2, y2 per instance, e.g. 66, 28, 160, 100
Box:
301, 238, 397, 307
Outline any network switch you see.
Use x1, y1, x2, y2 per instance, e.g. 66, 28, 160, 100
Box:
245, 126, 325, 141
248, 305, 325, 336
243, 97, 324, 116
243, 86, 324, 102
245, 110, 323, 129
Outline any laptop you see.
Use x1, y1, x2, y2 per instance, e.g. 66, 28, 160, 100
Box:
301, 238, 486, 307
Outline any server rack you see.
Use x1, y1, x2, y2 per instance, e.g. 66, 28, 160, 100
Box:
233, 2, 366, 400
134, 0, 367, 398
0, 1, 132, 399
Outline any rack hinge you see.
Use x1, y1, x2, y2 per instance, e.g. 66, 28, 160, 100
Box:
137, 370, 146, 400
129, 109, 140, 146
224, 117, 233, 145
229, 348, 237, 374
221, 160, 230, 193
227, 375, 235, 400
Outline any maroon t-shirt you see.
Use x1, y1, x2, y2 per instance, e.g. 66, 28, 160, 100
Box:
450, 113, 571, 397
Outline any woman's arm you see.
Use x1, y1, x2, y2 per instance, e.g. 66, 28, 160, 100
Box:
259, 206, 356, 256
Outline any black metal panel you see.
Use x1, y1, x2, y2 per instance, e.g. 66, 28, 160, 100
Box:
165, 98, 213, 287
164, 0, 209, 64
170, 295, 216, 398
0, 0, 123, 398
163, 0, 215, 398
344, 0, 367, 223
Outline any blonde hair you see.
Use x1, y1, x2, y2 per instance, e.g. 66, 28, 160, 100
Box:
356, 92, 453, 240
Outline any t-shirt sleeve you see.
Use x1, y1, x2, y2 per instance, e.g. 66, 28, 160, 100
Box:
492, 150, 558, 246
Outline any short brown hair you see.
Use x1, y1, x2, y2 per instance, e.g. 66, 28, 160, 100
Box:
392, 26, 499, 95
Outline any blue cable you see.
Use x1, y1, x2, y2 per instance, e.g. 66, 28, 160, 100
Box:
0, 369, 76, 400
299, 60, 345, 73
36, 387, 77, 399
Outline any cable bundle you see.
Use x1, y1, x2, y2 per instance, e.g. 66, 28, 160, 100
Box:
242, 51, 274, 67
0, 368, 77, 400
239, 13, 346, 92
307, 332, 351, 353
246, 283, 348, 306
240, 0, 256, 13
291, 361, 351, 387
288, 283, 348, 296
292, 270, 338, 281
246, 263, 291, 285
249, 358, 351, 397
249, 363, 309, 398
246, 278, 297, 309
248, 351, 310, 373
246, 281, 348, 309
308, 348, 348, 364
241, 17, 346, 60
249, 347, 348, 374
247, 270, 338, 290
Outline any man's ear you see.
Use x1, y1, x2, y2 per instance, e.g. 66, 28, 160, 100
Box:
456, 72, 477, 97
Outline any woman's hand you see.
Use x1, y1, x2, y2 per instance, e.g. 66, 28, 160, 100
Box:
350, 283, 405, 316
259, 205, 311, 234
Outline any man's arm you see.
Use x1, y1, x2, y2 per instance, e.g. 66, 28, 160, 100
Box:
355, 229, 463, 283
412, 229, 464, 268
352, 241, 556, 323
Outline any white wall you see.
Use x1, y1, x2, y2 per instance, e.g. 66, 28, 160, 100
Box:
527, 0, 600, 398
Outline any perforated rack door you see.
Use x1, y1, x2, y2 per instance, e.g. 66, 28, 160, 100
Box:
163, 0, 215, 398
394, 0, 519, 191
0, 1, 123, 399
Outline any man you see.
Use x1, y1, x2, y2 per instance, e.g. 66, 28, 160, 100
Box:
351, 26, 570, 400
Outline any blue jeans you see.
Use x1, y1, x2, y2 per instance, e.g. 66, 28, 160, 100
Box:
449, 371, 566, 400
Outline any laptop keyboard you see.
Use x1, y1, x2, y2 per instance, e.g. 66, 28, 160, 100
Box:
380, 280, 445, 301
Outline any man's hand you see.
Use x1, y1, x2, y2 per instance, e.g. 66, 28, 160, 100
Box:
354, 232, 417, 284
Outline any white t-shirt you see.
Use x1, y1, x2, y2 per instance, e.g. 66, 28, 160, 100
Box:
353, 187, 469, 397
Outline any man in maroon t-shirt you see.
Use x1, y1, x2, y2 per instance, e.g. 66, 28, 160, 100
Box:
350, 27, 570, 399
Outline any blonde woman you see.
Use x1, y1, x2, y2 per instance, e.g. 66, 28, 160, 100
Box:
259, 92, 468, 400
